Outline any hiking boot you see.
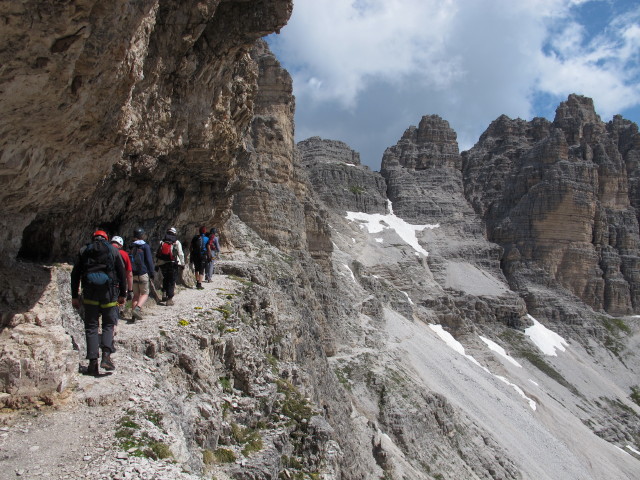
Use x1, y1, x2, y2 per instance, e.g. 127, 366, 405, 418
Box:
166, 298, 174, 306
87, 359, 99, 377
196, 282, 204, 290
161, 295, 168, 303
100, 352, 115, 371
132, 306, 143, 320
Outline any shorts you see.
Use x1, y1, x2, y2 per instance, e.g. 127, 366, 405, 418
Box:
193, 257, 205, 275
133, 273, 150, 296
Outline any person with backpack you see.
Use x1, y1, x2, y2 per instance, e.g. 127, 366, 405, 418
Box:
71, 230, 127, 376
190, 226, 208, 290
155, 227, 184, 306
110, 235, 133, 320
128, 227, 155, 321
205, 227, 221, 282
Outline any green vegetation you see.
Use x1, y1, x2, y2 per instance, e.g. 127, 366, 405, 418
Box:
276, 379, 314, 425
231, 423, 264, 456
144, 410, 163, 428
631, 386, 640, 407
203, 449, 216, 465
219, 376, 233, 393
349, 185, 366, 194
599, 316, 630, 357
178, 319, 190, 326
212, 448, 236, 463
114, 414, 173, 460
334, 366, 352, 391
214, 305, 232, 320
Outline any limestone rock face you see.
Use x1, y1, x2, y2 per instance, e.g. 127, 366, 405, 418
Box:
377, 115, 523, 332
1, 0, 293, 264
463, 94, 640, 315
232, 42, 332, 263
298, 137, 388, 214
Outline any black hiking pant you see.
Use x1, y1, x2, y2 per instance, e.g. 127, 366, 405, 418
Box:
160, 262, 177, 299
82, 285, 118, 359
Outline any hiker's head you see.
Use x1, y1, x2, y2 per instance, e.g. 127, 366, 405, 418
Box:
209, 228, 217, 235
93, 230, 108, 241
199, 226, 207, 234
111, 236, 124, 248
168, 227, 177, 235
133, 227, 145, 239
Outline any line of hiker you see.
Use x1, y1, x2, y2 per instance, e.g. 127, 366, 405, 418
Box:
71, 225, 220, 377
189, 226, 221, 290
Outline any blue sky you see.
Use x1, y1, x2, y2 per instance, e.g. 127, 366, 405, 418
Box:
267, 0, 640, 170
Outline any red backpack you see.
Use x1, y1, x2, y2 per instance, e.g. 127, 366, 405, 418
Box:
156, 241, 174, 261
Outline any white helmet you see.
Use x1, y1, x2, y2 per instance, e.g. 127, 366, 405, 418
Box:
168, 227, 177, 234
111, 235, 124, 247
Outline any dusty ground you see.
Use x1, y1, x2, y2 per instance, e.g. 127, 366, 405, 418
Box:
0, 273, 239, 480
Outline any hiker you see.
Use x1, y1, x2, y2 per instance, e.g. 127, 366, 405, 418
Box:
155, 227, 185, 306
129, 227, 155, 320
110, 235, 133, 320
190, 226, 208, 290
205, 227, 221, 282
71, 230, 127, 376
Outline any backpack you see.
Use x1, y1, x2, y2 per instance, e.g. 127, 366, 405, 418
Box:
190, 235, 205, 260
80, 238, 115, 286
129, 244, 145, 275
156, 240, 175, 262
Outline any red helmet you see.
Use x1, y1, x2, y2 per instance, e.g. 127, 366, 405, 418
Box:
93, 230, 108, 240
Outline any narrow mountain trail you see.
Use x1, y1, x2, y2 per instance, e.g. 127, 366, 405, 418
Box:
0, 273, 240, 480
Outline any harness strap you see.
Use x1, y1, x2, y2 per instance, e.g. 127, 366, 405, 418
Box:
83, 299, 118, 308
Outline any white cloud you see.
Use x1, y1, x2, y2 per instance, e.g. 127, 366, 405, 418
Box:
268, 0, 640, 167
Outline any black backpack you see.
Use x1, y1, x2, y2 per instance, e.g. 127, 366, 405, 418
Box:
80, 238, 116, 286
129, 244, 145, 275
190, 235, 204, 260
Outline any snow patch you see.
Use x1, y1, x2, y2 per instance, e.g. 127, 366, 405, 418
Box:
375, 238, 384, 243
401, 291, 414, 305
525, 315, 568, 356
627, 445, 640, 456
343, 264, 356, 282
430, 325, 536, 410
479, 336, 522, 368
346, 200, 438, 256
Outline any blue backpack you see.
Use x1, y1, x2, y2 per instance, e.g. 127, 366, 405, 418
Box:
129, 244, 145, 275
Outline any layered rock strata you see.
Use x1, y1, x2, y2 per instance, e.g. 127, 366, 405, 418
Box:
378, 115, 524, 330
298, 137, 388, 215
463, 94, 640, 316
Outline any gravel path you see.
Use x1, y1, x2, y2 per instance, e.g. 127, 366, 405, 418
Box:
0, 274, 239, 480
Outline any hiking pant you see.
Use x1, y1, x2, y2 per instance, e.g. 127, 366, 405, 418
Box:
160, 262, 177, 299
82, 286, 118, 359
205, 259, 213, 280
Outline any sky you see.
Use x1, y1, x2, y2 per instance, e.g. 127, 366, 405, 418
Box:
267, 0, 640, 170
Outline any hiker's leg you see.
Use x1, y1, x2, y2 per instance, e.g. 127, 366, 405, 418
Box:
99, 305, 118, 354
137, 273, 150, 308
132, 275, 141, 310
82, 300, 100, 360
162, 263, 176, 299
161, 263, 173, 298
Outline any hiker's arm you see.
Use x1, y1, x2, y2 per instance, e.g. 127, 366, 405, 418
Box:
214, 237, 221, 254
70, 255, 82, 308
176, 241, 185, 266
145, 244, 155, 277
114, 253, 127, 298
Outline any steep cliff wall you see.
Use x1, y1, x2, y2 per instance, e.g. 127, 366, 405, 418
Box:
0, 0, 291, 265
463, 95, 640, 317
